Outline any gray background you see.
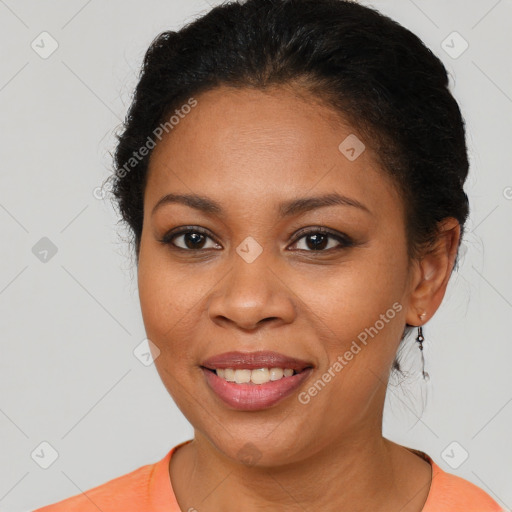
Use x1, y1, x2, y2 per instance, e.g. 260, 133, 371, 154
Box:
0, 0, 511, 511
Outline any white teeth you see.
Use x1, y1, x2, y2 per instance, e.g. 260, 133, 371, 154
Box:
251, 368, 269, 384
234, 369, 251, 384
224, 368, 235, 381
214, 367, 297, 384
269, 368, 284, 380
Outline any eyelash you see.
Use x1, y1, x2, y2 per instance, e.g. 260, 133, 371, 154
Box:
158, 226, 355, 253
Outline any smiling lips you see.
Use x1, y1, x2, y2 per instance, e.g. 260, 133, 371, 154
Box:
201, 350, 314, 410
201, 350, 313, 371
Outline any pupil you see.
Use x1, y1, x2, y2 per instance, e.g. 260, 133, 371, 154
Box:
307, 233, 327, 250
185, 232, 205, 249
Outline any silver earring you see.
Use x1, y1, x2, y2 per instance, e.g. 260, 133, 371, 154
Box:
415, 312, 429, 380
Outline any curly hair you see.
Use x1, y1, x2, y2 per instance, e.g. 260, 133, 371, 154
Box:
109, 0, 470, 375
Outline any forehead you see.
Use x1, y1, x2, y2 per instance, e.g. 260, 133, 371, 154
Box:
145, 85, 402, 219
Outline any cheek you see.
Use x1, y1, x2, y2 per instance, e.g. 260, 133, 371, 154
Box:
298, 250, 406, 338
137, 249, 200, 357
297, 247, 408, 393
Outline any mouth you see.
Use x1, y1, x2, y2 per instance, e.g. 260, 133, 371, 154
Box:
200, 351, 314, 410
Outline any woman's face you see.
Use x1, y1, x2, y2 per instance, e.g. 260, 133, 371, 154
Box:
138, 85, 419, 465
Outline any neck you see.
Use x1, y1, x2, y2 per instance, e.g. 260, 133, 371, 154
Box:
169, 428, 431, 512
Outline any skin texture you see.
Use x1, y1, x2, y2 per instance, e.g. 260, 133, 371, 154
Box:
137, 85, 460, 511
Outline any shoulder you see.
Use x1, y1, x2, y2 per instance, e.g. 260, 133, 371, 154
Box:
418, 451, 504, 512
32, 444, 182, 512
32, 461, 157, 512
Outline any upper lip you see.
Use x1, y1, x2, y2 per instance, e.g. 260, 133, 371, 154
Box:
201, 351, 313, 371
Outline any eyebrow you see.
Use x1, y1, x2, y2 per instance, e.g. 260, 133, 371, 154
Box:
151, 192, 372, 217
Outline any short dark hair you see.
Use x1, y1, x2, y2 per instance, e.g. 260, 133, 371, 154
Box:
110, 0, 470, 375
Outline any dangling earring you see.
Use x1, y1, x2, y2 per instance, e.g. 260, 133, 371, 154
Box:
416, 312, 429, 381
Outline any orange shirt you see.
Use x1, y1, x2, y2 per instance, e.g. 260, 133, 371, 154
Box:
33, 439, 504, 511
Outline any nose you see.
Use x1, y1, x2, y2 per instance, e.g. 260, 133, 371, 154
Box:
207, 251, 297, 331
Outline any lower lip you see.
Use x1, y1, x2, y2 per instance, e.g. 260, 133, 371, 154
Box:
202, 367, 313, 411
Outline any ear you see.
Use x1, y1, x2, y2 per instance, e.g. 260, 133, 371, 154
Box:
405, 217, 461, 326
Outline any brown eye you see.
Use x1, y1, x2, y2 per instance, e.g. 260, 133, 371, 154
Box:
290, 228, 354, 252
160, 227, 221, 251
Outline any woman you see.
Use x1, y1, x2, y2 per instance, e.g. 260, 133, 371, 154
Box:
34, 0, 504, 510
